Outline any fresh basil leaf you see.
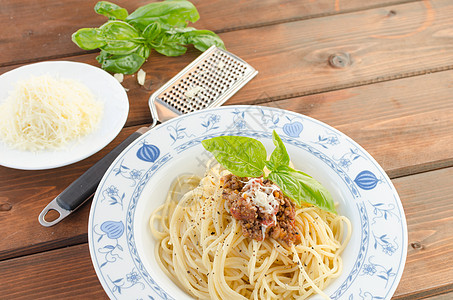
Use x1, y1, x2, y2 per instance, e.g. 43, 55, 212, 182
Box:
126, 0, 200, 32
94, 1, 129, 20
96, 50, 109, 64
183, 30, 225, 51
153, 43, 187, 56
167, 26, 196, 34
268, 165, 336, 214
202, 136, 267, 178
99, 21, 142, 54
101, 41, 141, 55
99, 52, 145, 74
100, 21, 140, 39
266, 130, 290, 171
142, 22, 162, 41
71, 28, 106, 50
72, 1, 225, 74
152, 33, 187, 56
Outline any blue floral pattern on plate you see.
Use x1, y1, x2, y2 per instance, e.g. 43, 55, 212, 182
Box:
88, 105, 407, 299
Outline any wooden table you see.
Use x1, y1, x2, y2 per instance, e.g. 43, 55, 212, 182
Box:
1, 0, 452, 299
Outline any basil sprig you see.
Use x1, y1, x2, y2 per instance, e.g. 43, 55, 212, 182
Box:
72, 0, 225, 74
201, 131, 337, 214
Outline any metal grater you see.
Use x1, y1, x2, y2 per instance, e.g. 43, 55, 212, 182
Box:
148, 45, 258, 128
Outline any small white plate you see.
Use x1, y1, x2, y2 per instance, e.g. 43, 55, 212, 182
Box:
89, 105, 407, 300
0, 61, 129, 170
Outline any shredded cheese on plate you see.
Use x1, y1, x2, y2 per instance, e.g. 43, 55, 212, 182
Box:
0, 75, 103, 151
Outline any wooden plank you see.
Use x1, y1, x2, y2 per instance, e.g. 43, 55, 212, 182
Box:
0, 244, 107, 299
188, 0, 415, 33
222, 0, 453, 105
2, 68, 453, 260
0, 0, 411, 66
2, 167, 453, 299
392, 167, 453, 299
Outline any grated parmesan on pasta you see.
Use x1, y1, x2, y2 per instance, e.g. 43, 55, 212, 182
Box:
0, 75, 103, 151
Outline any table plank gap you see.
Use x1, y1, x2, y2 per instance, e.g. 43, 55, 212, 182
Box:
394, 283, 453, 299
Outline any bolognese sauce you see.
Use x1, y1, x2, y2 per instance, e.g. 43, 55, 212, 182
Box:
221, 174, 301, 246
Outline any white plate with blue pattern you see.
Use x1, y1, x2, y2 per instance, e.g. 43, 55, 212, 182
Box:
88, 105, 407, 300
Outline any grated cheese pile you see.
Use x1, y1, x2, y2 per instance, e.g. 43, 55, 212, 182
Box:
0, 75, 103, 151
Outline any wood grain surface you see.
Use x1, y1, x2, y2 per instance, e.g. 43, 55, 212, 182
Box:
1, 0, 452, 299
393, 167, 453, 299
0, 244, 107, 299
0, 0, 417, 66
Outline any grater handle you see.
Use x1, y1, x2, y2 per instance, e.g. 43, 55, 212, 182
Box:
38, 127, 149, 226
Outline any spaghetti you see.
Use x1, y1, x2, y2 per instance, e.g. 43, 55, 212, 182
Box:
150, 163, 351, 299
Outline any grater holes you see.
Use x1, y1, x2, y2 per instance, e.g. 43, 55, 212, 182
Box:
164, 50, 252, 113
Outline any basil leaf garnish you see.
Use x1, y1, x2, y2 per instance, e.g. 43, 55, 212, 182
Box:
266, 130, 290, 171
201, 136, 266, 178
202, 130, 337, 214
268, 166, 336, 214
